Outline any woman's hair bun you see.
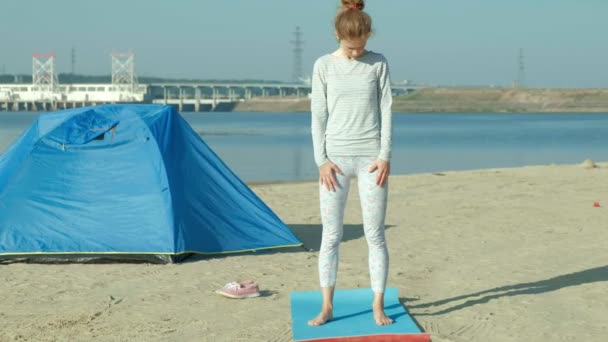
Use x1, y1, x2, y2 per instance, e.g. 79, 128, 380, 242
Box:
341, 0, 365, 11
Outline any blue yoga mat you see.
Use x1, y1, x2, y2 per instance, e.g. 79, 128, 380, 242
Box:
290, 288, 429, 341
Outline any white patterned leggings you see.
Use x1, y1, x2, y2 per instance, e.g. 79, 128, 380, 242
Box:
318, 156, 389, 293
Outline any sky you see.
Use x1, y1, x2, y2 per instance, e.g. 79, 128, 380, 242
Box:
1, 0, 607, 88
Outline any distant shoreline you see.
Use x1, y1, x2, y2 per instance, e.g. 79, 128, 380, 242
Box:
234, 87, 608, 113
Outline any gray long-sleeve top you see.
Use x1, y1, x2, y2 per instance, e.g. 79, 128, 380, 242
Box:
311, 51, 393, 167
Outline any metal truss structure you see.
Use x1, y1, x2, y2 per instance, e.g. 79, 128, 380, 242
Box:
32, 53, 58, 92
516, 48, 526, 88
111, 51, 138, 91
291, 26, 304, 83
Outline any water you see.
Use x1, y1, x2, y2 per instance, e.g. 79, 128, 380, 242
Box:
2, 111, 608, 183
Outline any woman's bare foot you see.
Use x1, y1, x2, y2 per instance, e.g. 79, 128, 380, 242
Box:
309, 287, 335, 326
373, 292, 394, 326
373, 306, 394, 326
308, 309, 333, 326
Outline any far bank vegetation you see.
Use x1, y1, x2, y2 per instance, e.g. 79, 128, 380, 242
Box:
234, 88, 608, 113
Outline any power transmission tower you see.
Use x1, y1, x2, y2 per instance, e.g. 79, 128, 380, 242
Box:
290, 26, 304, 83
71, 47, 76, 75
516, 48, 525, 88
32, 53, 58, 92
111, 51, 138, 92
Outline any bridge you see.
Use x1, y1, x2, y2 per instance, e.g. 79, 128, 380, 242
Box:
0, 52, 419, 112
0, 82, 313, 112
0, 82, 418, 112
148, 82, 314, 111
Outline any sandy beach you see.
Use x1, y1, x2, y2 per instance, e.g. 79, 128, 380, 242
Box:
1, 162, 607, 342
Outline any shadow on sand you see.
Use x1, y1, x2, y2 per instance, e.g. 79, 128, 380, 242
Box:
183, 223, 394, 263
402, 265, 608, 316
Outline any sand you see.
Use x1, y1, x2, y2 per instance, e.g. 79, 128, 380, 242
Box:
1, 162, 607, 342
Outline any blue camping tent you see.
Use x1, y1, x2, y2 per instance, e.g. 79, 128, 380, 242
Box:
0, 105, 301, 263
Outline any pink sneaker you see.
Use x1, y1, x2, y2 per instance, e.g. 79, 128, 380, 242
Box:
215, 281, 260, 299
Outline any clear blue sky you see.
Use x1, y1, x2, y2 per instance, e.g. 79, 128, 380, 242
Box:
1, 0, 607, 88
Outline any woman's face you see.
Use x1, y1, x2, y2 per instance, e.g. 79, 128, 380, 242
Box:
339, 37, 368, 59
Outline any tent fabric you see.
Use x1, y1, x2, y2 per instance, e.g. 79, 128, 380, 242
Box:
0, 104, 301, 263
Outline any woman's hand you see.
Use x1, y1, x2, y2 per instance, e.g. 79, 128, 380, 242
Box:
319, 161, 343, 192
368, 159, 390, 186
